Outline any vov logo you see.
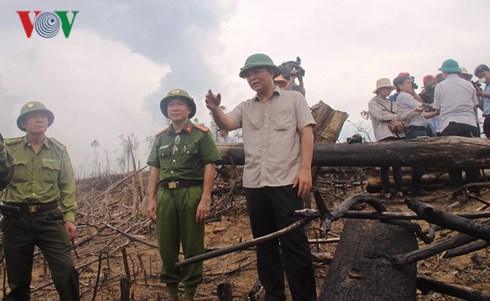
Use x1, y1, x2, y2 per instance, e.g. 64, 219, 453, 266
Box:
17, 11, 79, 38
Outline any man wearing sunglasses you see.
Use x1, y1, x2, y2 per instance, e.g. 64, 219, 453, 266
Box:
147, 89, 221, 301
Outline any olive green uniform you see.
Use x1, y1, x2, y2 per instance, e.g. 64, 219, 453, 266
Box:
147, 120, 221, 299
2, 136, 79, 300
0, 133, 13, 190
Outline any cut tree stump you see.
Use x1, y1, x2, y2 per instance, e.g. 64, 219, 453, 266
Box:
319, 219, 418, 301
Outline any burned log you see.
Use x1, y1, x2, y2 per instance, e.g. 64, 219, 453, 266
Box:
174, 216, 315, 269
392, 233, 479, 267
417, 276, 490, 301
319, 219, 418, 301
217, 136, 490, 168
406, 199, 490, 242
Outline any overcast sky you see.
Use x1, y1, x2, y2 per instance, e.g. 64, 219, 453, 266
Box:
1, 0, 489, 175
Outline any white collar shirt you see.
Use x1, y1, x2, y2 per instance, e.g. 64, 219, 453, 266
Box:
433, 74, 478, 131
227, 87, 315, 188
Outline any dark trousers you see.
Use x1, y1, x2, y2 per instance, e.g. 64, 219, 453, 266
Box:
245, 186, 317, 301
483, 117, 490, 138
441, 122, 480, 194
379, 137, 403, 193
406, 127, 429, 193
2, 209, 79, 301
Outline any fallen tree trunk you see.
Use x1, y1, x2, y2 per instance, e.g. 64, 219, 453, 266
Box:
217, 136, 490, 168
319, 219, 418, 301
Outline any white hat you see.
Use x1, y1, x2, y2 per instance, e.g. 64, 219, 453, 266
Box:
460, 67, 473, 81
373, 78, 395, 93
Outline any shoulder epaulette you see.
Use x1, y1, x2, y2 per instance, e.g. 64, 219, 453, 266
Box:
4, 137, 23, 146
154, 127, 168, 136
193, 124, 209, 132
48, 137, 67, 151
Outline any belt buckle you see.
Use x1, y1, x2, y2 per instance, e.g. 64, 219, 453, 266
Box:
28, 205, 39, 213
168, 181, 178, 189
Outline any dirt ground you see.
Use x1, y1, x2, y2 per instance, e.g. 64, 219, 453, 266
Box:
0, 168, 488, 300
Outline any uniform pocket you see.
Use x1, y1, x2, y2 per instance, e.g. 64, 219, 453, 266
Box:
158, 146, 173, 168
42, 159, 61, 184
12, 160, 29, 183
182, 142, 200, 168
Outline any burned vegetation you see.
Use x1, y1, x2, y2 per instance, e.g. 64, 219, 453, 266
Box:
0, 103, 489, 300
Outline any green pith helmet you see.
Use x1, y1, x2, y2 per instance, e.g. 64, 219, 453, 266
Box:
160, 88, 196, 119
239, 53, 282, 78
16, 101, 55, 131
439, 59, 461, 73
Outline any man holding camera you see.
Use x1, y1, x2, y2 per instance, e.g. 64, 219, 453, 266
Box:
205, 53, 317, 301
393, 75, 430, 196
278, 58, 306, 96
475, 64, 490, 138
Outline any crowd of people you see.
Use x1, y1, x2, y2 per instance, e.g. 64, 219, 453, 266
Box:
1, 53, 488, 300
368, 59, 489, 199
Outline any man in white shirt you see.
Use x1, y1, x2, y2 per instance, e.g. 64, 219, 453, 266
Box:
426, 59, 480, 195
217, 129, 238, 143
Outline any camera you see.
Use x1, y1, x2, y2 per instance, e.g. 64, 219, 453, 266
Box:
472, 80, 482, 92
347, 134, 363, 144
420, 84, 435, 103
279, 57, 305, 80
409, 76, 419, 90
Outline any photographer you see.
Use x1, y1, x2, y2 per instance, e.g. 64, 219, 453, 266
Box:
475, 64, 490, 138
368, 78, 424, 199
279, 57, 306, 96
394, 75, 431, 196
419, 75, 436, 104
419, 74, 440, 135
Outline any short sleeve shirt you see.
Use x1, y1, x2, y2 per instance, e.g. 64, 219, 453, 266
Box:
396, 91, 426, 127
227, 87, 315, 188
433, 74, 478, 131
482, 83, 490, 116
147, 121, 221, 182
3, 136, 77, 222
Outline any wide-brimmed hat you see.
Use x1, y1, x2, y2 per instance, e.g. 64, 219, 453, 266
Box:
17, 101, 54, 131
239, 53, 282, 78
439, 59, 461, 73
160, 88, 196, 119
459, 67, 473, 81
373, 78, 395, 93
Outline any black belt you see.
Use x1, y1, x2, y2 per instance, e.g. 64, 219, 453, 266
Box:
159, 180, 203, 190
407, 125, 427, 131
5, 201, 58, 213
